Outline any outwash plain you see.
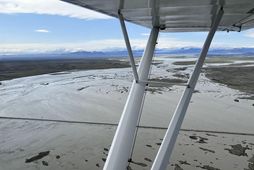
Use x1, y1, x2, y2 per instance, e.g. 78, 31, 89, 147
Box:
0, 56, 254, 170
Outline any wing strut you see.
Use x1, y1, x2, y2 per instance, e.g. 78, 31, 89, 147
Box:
151, 7, 224, 170
118, 12, 139, 82
103, 25, 159, 169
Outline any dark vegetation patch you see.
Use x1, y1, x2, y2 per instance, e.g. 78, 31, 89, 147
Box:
156, 142, 161, 146
179, 160, 191, 165
42, 160, 48, 166
189, 135, 208, 144
173, 61, 196, 65
174, 67, 188, 71
234, 99, 240, 102
0, 59, 130, 81
225, 144, 250, 156
199, 147, 215, 153
77, 86, 90, 91
189, 135, 198, 140
146, 144, 152, 148
25, 151, 50, 163
204, 66, 254, 99
144, 157, 152, 162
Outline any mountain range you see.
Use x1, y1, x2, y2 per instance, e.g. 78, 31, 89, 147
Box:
1, 48, 254, 61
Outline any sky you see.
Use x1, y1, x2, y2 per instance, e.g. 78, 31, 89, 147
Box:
1, 0, 254, 54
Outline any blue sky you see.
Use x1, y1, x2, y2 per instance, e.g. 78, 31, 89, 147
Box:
1, 0, 254, 54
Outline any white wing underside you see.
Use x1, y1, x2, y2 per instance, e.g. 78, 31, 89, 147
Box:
61, 0, 254, 32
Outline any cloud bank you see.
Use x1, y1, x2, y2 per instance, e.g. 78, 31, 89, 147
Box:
244, 29, 254, 38
0, 37, 199, 54
0, 0, 111, 20
1, 36, 253, 55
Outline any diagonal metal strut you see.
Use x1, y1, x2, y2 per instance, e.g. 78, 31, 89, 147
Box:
103, 27, 159, 170
151, 7, 224, 170
119, 11, 139, 82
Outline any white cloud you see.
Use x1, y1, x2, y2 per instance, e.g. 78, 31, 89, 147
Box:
35, 29, 50, 33
141, 33, 150, 36
244, 29, 254, 38
0, 0, 111, 20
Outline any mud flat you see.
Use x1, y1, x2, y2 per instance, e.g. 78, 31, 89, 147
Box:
1, 56, 254, 170
1, 120, 254, 170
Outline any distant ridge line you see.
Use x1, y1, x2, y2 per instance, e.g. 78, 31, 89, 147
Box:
1, 116, 254, 137
1, 47, 254, 61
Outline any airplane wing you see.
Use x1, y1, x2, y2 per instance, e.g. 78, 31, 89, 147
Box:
61, 0, 254, 32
